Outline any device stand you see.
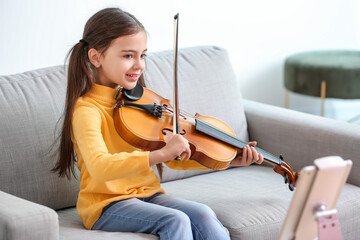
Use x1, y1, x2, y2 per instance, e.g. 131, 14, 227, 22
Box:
278, 156, 352, 240
315, 206, 343, 240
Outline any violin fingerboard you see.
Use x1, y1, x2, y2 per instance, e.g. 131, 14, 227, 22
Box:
195, 119, 281, 165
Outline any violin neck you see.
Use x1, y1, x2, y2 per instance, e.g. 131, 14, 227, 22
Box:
195, 119, 281, 165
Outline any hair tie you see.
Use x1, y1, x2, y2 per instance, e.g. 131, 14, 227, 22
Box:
79, 39, 89, 46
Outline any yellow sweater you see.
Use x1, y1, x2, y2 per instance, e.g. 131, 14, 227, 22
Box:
71, 83, 208, 229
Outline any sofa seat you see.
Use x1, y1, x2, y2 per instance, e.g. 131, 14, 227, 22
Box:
57, 166, 360, 240
58, 208, 157, 240
164, 166, 360, 240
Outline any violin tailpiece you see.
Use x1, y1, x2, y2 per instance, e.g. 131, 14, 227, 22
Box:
123, 101, 163, 118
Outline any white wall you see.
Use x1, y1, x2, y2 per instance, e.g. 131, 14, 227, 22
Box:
1, 0, 360, 120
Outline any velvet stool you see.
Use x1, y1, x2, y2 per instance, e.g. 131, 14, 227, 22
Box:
284, 50, 360, 119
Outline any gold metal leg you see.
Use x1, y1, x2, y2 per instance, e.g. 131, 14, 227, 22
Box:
320, 80, 326, 116
285, 90, 289, 108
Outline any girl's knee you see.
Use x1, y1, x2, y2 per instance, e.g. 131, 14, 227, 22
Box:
195, 203, 216, 219
168, 210, 191, 228
160, 211, 192, 239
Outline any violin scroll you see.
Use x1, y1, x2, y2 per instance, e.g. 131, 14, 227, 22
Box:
272, 159, 301, 191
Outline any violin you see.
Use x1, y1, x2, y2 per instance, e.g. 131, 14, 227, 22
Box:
113, 84, 300, 191
113, 14, 301, 191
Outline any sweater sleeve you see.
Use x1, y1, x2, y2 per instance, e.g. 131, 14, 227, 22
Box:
72, 104, 150, 182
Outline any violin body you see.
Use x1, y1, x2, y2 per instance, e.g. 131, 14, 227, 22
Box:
114, 87, 237, 170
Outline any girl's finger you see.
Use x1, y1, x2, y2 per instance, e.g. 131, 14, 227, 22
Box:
180, 136, 191, 161
242, 145, 248, 163
184, 146, 191, 161
251, 146, 259, 161
256, 154, 264, 164
249, 141, 257, 147
246, 145, 252, 164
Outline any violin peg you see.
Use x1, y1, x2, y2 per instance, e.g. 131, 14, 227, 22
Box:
279, 154, 284, 160
289, 181, 295, 191
283, 173, 288, 184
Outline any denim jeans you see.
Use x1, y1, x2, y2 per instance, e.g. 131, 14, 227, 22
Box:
92, 193, 230, 240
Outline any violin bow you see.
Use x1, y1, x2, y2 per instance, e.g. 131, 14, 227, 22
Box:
173, 13, 181, 161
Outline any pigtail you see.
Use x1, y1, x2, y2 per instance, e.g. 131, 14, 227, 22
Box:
52, 41, 93, 179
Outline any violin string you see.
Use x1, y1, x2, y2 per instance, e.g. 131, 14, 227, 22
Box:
162, 105, 193, 119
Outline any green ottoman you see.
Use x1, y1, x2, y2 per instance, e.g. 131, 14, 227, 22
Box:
284, 50, 360, 117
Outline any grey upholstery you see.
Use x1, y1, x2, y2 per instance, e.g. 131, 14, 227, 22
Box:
0, 66, 79, 210
1, 46, 359, 240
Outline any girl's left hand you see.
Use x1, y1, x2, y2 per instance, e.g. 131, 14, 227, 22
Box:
230, 141, 264, 167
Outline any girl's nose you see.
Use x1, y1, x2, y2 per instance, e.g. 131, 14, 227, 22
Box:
134, 57, 145, 70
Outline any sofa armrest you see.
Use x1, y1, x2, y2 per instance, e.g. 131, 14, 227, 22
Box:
243, 99, 360, 187
0, 191, 59, 240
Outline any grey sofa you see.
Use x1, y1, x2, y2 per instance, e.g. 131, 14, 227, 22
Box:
1, 46, 359, 240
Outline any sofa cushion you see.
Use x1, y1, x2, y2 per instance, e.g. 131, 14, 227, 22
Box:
0, 66, 79, 210
161, 166, 360, 240
0, 190, 59, 240
144, 46, 249, 182
58, 207, 157, 240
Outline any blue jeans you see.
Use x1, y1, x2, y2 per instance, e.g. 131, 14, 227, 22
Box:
92, 193, 230, 240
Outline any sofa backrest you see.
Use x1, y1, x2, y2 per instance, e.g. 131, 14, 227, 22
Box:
0, 66, 79, 210
0, 46, 248, 209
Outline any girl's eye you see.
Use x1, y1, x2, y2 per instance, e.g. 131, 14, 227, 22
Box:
141, 53, 147, 59
124, 54, 132, 59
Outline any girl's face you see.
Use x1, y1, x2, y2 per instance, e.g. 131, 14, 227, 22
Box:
93, 31, 147, 89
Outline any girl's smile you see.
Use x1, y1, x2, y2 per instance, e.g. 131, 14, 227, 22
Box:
125, 73, 141, 82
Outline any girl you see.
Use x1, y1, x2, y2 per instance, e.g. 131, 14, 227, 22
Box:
52, 7, 263, 240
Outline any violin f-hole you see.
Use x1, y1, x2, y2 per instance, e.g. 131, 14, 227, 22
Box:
161, 128, 186, 136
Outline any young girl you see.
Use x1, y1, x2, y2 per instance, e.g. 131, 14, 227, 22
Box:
53, 7, 263, 240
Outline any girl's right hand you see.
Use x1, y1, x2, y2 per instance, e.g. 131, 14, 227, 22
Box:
149, 134, 191, 166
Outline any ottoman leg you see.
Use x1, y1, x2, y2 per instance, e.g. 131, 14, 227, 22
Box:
285, 90, 290, 108
321, 80, 326, 116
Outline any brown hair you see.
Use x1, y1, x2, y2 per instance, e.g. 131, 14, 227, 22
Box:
52, 8, 163, 180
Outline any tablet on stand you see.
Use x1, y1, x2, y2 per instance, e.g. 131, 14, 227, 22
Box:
279, 156, 352, 240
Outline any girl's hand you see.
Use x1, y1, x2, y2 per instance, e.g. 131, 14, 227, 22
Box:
230, 141, 264, 167
149, 134, 191, 166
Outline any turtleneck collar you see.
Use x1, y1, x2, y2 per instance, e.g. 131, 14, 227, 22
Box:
85, 83, 120, 105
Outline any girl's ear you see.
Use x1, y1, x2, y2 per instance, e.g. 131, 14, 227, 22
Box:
88, 48, 101, 68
